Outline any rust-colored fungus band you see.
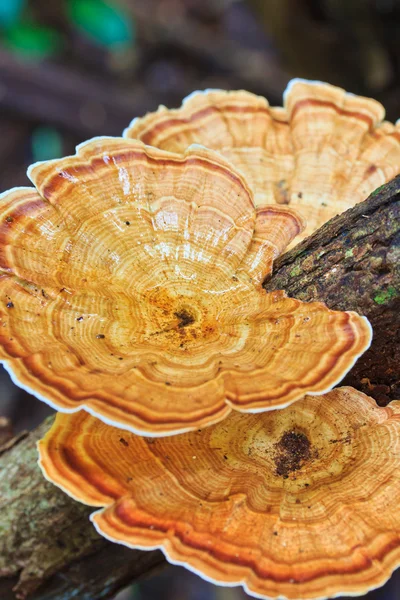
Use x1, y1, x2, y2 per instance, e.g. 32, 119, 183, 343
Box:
39, 388, 400, 599
125, 80, 400, 244
0, 138, 371, 436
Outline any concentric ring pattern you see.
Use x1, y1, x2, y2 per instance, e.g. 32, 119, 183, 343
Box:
38, 387, 400, 599
0, 138, 370, 435
125, 79, 400, 243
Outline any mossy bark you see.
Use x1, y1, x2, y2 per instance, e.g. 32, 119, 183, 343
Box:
0, 418, 163, 600
264, 175, 400, 404
1, 178, 399, 599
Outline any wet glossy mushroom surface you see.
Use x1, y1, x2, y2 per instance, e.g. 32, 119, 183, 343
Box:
39, 387, 400, 599
125, 79, 400, 244
0, 138, 371, 435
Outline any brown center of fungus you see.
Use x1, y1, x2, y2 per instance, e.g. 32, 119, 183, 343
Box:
274, 430, 312, 478
174, 308, 196, 328
39, 388, 400, 599
0, 137, 372, 436
145, 286, 219, 350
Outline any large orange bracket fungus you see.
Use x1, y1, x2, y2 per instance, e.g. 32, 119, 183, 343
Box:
38, 387, 400, 600
0, 137, 371, 435
125, 79, 400, 243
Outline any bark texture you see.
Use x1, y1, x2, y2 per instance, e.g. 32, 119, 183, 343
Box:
264, 175, 400, 404
0, 417, 164, 600
0, 177, 399, 599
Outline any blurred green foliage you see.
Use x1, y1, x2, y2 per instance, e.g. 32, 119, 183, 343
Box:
0, 0, 26, 28
3, 21, 63, 59
0, 0, 135, 62
67, 0, 135, 48
31, 126, 63, 162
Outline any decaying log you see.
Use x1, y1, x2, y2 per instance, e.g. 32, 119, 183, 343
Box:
0, 418, 164, 600
0, 178, 399, 599
264, 175, 400, 405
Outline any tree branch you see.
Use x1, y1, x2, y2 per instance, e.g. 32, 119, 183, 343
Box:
264, 176, 400, 404
0, 418, 164, 600
0, 50, 159, 138
1, 178, 399, 599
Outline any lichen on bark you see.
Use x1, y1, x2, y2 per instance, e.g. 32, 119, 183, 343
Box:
264, 175, 400, 404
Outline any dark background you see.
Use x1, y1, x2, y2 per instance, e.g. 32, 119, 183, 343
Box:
0, 1, 399, 599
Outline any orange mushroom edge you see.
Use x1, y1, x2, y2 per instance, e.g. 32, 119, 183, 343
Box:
0, 136, 372, 436
38, 387, 400, 600
124, 79, 400, 244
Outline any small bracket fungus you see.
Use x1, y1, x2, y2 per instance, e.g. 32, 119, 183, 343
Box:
125, 79, 400, 244
0, 138, 371, 435
38, 387, 400, 600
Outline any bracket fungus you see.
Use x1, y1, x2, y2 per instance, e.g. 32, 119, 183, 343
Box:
38, 387, 400, 599
125, 79, 400, 243
0, 137, 371, 435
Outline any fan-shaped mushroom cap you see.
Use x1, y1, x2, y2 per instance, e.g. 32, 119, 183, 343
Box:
39, 387, 400, 599
125, 80, 400, 244
0, 138, 371, 435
